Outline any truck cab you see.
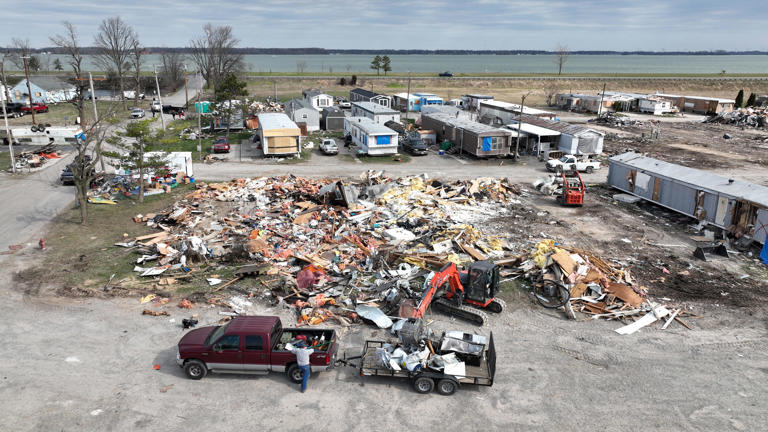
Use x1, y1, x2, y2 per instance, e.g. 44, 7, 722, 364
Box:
176, 315, 338, 382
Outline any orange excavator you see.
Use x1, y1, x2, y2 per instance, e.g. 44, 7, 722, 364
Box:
402, 261, 505, 325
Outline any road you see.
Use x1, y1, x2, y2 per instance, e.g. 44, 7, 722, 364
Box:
163, 74, 205, 106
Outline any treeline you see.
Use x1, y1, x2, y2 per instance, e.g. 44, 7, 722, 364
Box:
5, 47, 768, 56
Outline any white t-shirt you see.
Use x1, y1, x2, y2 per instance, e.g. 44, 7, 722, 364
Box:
289, 346, 315, 366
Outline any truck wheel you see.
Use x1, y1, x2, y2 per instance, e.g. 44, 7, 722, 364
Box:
286, 364, 303, 383
184, 360, 207, 380
413, 376, 434, 394
586, 166, 594, 174
436, 379, 458, 396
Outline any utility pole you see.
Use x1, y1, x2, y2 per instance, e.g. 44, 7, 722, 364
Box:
1, 93, 15, 173
89, 72, 105, 172
21, 56, 35, 125
183, 64, 189, 108
0, 56, 15, 173
515, 94, 528, 159
597, 82, 607, 117
197, 74, 202, 161
404, 71, 411, 124
153, 65, 165, 130
273, 81, 276, 102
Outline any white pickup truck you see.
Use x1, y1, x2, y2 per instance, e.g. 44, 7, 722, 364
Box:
546, 155, 601, 173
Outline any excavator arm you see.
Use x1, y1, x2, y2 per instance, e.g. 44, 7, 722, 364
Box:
413, 262, 462, 319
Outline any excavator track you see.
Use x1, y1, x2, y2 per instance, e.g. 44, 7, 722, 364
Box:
486, 298, 506, 314
434, 298, 487, 326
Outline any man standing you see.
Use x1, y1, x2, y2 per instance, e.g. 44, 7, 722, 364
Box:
288, 339, 314, 393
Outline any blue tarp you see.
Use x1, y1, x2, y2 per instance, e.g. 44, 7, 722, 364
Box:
761, 240, 768, 265
482, 137, 491, 152
376, 135, 391, 145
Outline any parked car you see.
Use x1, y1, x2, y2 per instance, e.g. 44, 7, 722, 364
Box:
319, 138, 338, 155
337, 100, 351, 109
150, 100, 162, 112
212, 136, 230, 153
130, 108, 145, 118
402, 133, 427, 156
438, 71, 453, 77
546, 155, 601, 174
176, 315, 338, 381
60, 155, 93, 185
21, 103, 49, 113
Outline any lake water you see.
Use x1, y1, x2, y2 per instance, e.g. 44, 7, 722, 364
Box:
41, 54, 768, 74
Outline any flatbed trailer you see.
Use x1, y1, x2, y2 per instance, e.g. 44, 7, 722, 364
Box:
356, 332, 496, 395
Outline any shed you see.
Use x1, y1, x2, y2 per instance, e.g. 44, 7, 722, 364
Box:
11, 76, 76, 104
321, 106, 345, 131
422, 112, 512, 157
350, 101, 400, 125
608, 152, 768, 244
256, 113, 301, 156
344, 117, 399, 155
284, 99, 320, 132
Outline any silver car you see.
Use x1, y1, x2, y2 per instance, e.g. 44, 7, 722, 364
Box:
131, 108, 145, 118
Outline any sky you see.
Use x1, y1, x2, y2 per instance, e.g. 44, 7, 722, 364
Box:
5, 0, 767, 51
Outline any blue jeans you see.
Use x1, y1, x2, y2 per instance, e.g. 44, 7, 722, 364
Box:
300, 365, 310, 392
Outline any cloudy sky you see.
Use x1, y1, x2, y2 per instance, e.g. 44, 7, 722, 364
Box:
7, 0, 767, 50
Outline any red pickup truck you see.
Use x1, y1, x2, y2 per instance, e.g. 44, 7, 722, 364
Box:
21, 103, 49, 113
176, 315, 338, 382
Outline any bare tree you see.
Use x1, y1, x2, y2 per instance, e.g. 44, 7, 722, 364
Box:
543, 80, 561, 106
94, 16, 136, 110
345, 64, 352, 72
296, 61, 307, 73
555, 44, 569, 76
160, 51, 185, 91
50, 22, 87, 126
130, 38, 143, 107
188, 23, 243, 94
51, 22, 118, 224
8, 38, 31, 70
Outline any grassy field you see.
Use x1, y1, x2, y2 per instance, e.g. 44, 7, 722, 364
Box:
5, 99, 149, 127
19, 184, 195, 294
244, 71, 768, 78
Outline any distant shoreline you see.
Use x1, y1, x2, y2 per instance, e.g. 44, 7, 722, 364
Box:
8, 47, 768, 56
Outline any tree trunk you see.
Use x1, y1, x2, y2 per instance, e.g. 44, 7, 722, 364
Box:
77, 182, 88, 224
118, 67, 126, 110
134, 70, 140, 108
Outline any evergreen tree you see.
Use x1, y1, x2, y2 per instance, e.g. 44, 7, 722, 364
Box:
746, 92, 757, 107
381, 55, 391, 75
735, 89, 744, 108
107, 119, 168, 203
28, 55, 41, 71
214, 73, 248, 136
53, 58, 63, 71
370, 55, 382, 75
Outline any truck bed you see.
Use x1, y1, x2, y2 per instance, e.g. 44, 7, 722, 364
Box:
276, 328, 335, 352
359, 333, 495, 386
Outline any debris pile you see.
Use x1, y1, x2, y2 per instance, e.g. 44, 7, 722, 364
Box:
250, 100, 284, 113
705, 107, 768, 128
121, 173, 522, 326
14, 144, 62, 169
516, 239, 694, 333
590, 112, 643, 127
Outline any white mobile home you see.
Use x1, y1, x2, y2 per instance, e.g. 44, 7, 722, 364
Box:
256, 113, 302, 156
284, 99, 320, 132
350, 101, 400, 125
344, 117, 399, 156
302, 89, 334, 111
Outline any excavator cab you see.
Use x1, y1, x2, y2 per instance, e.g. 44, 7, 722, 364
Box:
461, 261, 500, 306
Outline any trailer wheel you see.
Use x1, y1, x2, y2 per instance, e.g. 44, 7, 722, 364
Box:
585, 166, 594, 174
31, 125, 38, 132
436, 379, 457, 396
37, 125, 46, 132
413, 376, 434, 394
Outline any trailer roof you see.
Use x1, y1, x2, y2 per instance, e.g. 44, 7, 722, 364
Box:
424, 112, 512, 136
257, 113, 300, 131
610, 152, 768, 207
346, 117, 397, 135
351, 101, 399, 114
505, 122, 561, 137
479, 100, 554, 116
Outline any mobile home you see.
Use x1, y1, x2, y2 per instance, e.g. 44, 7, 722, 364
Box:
256, 113, 301, 156
351, 101, 401, 124
421, 112, 512, 157
344, 117, 398, 155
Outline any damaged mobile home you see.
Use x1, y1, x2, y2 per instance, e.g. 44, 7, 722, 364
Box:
422, 111, 513, 157
609, 152, 768, 244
